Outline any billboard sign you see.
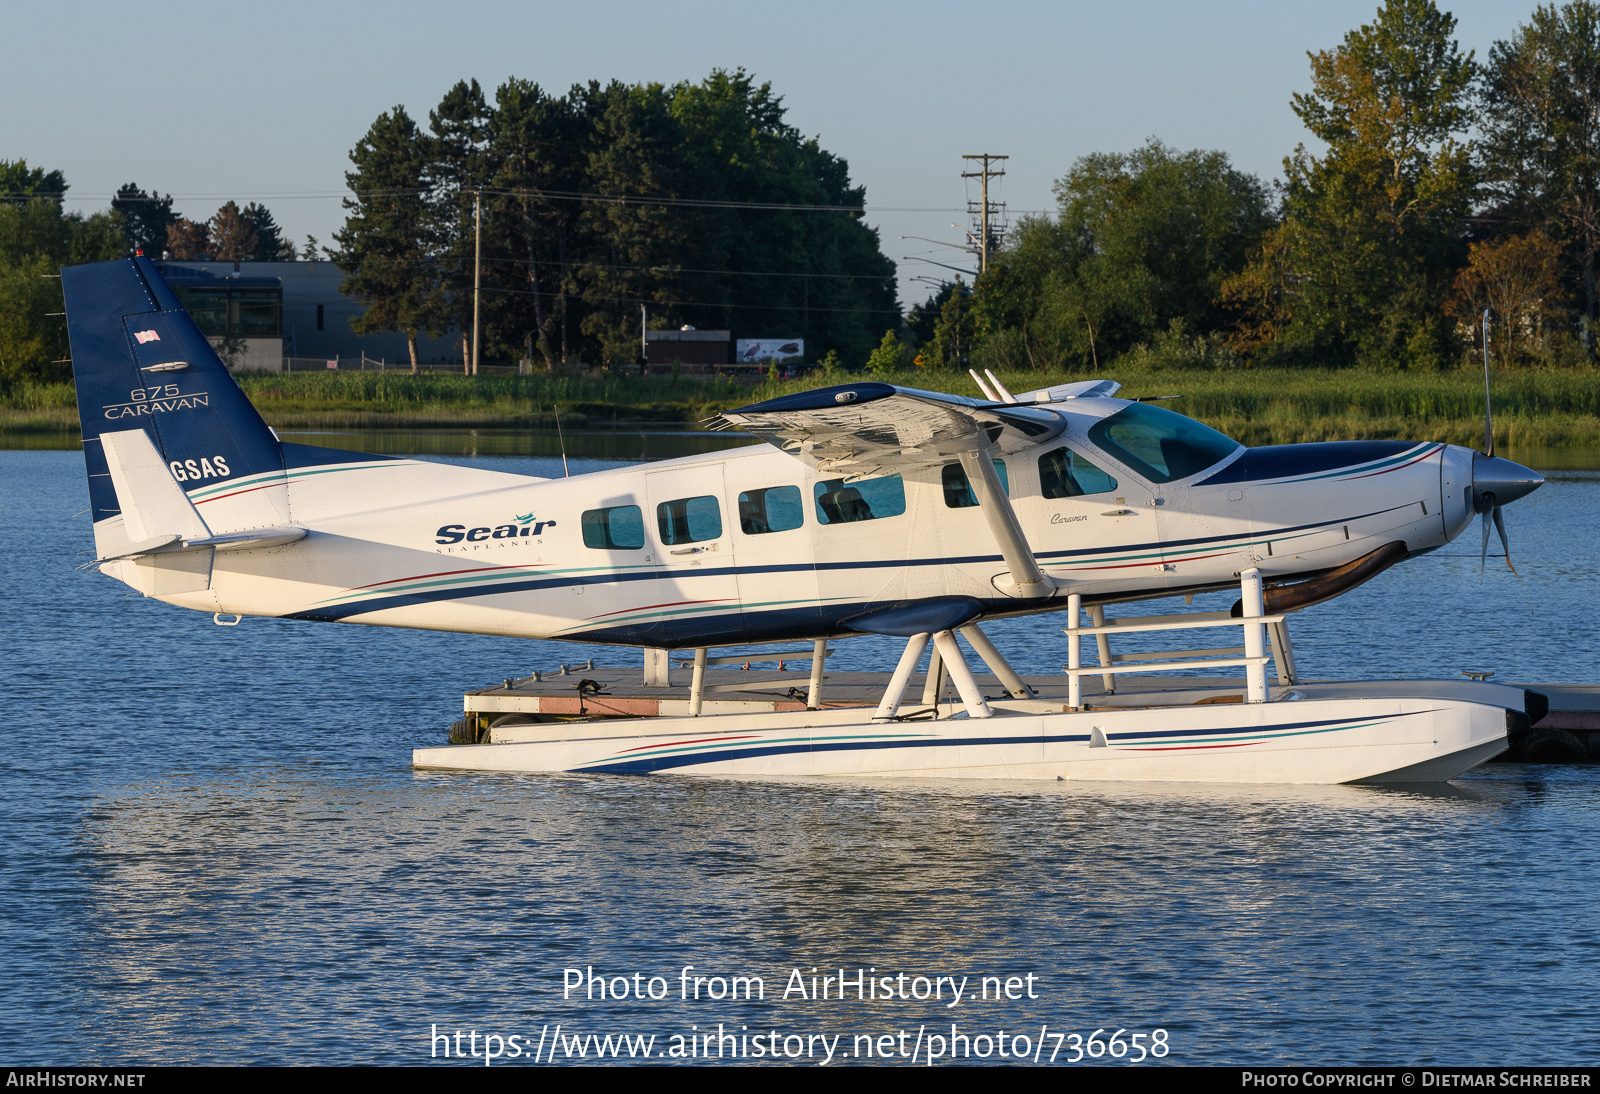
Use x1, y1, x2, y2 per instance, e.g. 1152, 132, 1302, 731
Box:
736, 339, 804, 363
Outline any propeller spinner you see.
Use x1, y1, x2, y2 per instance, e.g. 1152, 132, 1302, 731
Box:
1472, 453, 1543, 574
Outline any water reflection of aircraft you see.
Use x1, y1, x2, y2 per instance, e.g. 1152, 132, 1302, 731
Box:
63, 257, 1546, 783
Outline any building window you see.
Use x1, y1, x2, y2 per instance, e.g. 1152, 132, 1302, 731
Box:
316, 304, 325, 331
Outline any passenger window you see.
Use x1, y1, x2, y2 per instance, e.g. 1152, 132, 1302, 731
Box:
1038, 447, 1119, 498
814, 474, 906, 525
581, 504, 644, 550
737, 485, 804, 534
656, 495, 722, 544
941, 459, 1010, 508
1086, 403, 1239, 483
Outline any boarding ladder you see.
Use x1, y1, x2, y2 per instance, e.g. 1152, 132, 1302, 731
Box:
1064, 567, 1292, 708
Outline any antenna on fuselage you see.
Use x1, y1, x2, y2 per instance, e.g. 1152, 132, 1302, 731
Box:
554, 403, 570, 478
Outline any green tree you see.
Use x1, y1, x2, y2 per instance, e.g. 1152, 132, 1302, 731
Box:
0, 161, 67, 203
483, 79, 585, 367
1227, 0, 1476, 367
334, 70, 901, 370
863, 328, 909, 373
426, 80, 491, 372
0, 163, 122, 387
333, 105, 443, 372
1480, 2, 1600, 341
111, 183, 176, 256
959, 142, 1269, 372
241, 202, 296, 260
924, 279, 973, 369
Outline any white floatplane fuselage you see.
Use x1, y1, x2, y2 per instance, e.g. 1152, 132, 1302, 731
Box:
93, 407, 1480, 649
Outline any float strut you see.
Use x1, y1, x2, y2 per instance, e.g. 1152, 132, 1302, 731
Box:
959, 622, 1035, 698
689, 647, 708, 716
1091, 603, 1114, 693
807, 637, 827, 709
874, 633, 931, 721
932, 630, 993, 719
921, 640, 945, 708
1067, 593, 1083, 709
1240, 568, 1269, 703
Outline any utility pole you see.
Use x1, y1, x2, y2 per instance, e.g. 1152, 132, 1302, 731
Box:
961, 154, 1008, 274
641, 303, 647, 377
472, 190, 482, 376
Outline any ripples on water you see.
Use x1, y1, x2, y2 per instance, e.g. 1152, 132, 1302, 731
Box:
3, 447, 1598, 1066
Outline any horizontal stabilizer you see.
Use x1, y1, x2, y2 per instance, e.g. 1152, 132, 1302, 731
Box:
97, 429, 304, 562
186, 528, 307, 552
720, 382, 1066, 479
100, 429, 210, 544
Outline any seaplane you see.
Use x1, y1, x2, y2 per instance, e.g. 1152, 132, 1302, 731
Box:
63, 256, 1548, 784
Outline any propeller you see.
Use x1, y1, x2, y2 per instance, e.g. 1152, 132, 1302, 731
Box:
1474, 309, 1542, 575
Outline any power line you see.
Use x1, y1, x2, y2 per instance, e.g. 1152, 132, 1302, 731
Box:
465, 255, 895, 281
478, 283, 901, 315
29, 188, 1052, 215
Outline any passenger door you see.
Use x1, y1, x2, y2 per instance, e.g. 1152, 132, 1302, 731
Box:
645, 463, 743, 647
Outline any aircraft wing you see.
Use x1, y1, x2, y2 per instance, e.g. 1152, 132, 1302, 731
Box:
719, 382, 1067, 479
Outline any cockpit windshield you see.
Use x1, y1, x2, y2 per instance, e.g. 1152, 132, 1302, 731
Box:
1085, 403, 1240, 484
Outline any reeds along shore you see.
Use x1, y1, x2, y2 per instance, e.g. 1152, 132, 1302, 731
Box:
4, 366, 1599, 449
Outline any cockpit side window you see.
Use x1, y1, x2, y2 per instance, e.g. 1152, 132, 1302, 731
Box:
1086, 403, 1240, 484
1038, 447, 1118, 498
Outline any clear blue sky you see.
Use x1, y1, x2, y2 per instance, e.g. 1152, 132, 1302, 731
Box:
4, 0, 1529, 311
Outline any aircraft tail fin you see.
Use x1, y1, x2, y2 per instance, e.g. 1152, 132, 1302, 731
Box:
62, 257, 291, 560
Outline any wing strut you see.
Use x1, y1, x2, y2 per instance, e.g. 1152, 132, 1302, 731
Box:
958, 442, 1059, 599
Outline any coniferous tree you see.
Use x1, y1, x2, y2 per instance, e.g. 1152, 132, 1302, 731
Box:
112, 183, 177, 256
165, 217, 208, 260
241, 202, 296, 260
208, 201, 259, 262
483, 79, 585, 367
427, 80, 491, 372
333, 105, 442, 372
333, 70, 900, 369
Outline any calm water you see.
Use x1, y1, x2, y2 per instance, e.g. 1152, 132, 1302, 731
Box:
2, 438, 1598, 1067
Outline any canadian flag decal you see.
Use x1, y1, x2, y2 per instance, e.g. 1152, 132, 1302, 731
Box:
134, 330, 160, 344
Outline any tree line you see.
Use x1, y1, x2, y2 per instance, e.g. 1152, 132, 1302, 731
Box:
0, 163, 303, 388
333, 69, 899, 372
893, 0, 1600, 375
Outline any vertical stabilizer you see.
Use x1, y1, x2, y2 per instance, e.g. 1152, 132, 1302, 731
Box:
62, 257, 290, 559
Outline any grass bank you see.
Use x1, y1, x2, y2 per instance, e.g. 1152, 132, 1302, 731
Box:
4, 364, 1598, 448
